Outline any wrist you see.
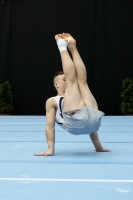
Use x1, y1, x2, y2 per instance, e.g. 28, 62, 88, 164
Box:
48, 149, 54, 154
48, 141, 54, 151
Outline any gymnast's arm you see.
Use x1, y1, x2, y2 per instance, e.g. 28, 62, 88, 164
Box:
34, 98, 56, 156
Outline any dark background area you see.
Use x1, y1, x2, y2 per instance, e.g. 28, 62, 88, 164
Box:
0, 0, 133, 115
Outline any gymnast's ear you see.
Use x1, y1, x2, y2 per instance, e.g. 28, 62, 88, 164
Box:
54, 82, 59, 89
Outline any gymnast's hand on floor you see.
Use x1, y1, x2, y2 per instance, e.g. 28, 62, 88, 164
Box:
34, 150, 54, 156
94, 148, 112, 152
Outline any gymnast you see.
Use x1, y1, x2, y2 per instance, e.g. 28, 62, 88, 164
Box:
34, 33, 111, 156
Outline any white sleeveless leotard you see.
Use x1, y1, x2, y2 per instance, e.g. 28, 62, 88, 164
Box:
52, 96, 64, 128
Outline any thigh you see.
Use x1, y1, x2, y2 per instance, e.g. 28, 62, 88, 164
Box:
77, 81, 98, 109
64, 81, 85, 112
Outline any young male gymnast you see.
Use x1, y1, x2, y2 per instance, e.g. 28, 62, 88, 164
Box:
34, 33, 111, 156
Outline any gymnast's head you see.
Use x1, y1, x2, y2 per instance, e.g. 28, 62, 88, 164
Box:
53, 71, 66, 93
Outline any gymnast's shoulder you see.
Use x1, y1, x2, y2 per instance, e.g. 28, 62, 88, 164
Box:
45, 97, 57, 110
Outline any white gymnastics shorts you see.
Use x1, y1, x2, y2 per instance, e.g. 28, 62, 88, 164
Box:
63, 106, 104, 135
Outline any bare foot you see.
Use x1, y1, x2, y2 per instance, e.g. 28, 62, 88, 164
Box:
94, 148, 112, 152
61, 33, 76, 52
55, 33, 62, 40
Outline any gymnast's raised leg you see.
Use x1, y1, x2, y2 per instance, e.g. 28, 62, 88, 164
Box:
61, 33, 111, 152
55, 34, 85, 112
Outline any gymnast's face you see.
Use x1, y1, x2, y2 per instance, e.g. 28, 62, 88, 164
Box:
54, 74, 66, 92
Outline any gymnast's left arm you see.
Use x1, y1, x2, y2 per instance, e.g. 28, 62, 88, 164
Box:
34, 98, 56, 156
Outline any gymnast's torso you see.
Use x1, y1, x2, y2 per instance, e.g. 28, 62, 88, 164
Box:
52, 96, 64, 128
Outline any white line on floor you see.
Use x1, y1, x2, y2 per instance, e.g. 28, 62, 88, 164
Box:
0, 178, 133, 182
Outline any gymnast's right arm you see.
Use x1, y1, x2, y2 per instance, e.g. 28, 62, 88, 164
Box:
34, 98, 56, 156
